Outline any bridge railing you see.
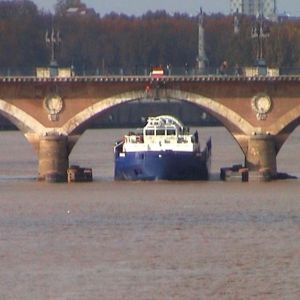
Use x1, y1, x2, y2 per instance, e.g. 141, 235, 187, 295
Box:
69, 66, 238, 76
0, 67, 36, 77
278, 67, 300, 75
1, 66, 300, 77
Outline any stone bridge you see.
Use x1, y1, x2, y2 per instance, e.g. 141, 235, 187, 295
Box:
1, 75, 300, 181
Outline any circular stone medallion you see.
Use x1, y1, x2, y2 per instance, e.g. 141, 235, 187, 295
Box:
44, 94, 63, 121
251, 94, 272, 120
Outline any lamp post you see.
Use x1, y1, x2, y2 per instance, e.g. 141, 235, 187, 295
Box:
45, 27, 62, 77
251, 14, 270, 74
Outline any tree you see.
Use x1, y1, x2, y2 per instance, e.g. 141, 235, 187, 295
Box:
0, 6, 300, 75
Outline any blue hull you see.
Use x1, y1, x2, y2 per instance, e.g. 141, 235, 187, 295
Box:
114, 150, 210, 180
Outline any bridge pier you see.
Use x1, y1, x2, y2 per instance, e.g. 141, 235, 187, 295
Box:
246, 134, 277, 176
38, 135, 69, 182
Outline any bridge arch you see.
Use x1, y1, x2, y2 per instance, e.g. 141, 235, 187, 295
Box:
0, 99, 46, 135
60, 89, 255, 136
267, 104, 300, 136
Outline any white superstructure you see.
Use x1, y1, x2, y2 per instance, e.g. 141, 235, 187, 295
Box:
122, 115, 200, 153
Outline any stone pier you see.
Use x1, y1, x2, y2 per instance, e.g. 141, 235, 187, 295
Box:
38, 135, 69, 182
246, 134, 277, 176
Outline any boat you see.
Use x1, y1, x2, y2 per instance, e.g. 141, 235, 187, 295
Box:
114, 115, 211, 180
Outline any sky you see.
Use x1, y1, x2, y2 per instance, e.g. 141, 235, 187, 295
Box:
33, 0, 300, 16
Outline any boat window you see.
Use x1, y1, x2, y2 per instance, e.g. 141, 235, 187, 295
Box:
167, 129, 176, 136
156, 129, 165, 136
145, 129, 155, 136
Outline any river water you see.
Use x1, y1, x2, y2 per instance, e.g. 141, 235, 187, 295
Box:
0, 127, 300, 299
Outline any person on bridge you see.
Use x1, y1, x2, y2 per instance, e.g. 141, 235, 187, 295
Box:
219, 60, 228, 75
167, 64, 171, 75
184, 63, 189, 75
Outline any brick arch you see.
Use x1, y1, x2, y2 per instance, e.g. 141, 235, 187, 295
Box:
267, 104, 300, 135
0, 99, 46, 135
59, 89, 255, 136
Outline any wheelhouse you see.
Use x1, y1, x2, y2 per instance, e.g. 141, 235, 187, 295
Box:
143, 115, 187, 138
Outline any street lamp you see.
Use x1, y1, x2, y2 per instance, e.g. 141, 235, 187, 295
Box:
251, 14, 270, 74
45, 27, 62, 77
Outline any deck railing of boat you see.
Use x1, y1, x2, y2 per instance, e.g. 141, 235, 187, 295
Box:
114, 140, 124, 152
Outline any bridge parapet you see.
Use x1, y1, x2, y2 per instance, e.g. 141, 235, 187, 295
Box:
1, 74, 300, 83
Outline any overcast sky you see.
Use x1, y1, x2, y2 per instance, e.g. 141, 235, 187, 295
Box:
33, 0, 300, 16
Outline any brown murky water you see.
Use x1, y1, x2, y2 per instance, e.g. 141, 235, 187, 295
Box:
0, 128, 300, 299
